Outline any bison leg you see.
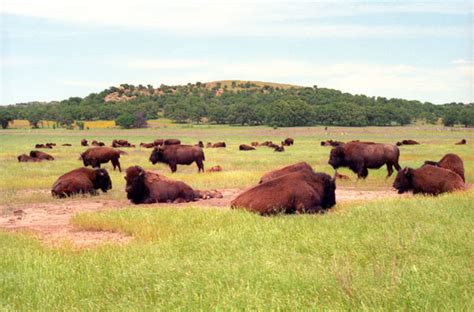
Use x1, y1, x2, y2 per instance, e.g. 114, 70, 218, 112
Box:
394, 161, 401, 171
91, 160, 100, 168
196, 159, 204, 173
386, 163, 394, 178
357, 167, 369, 179
169, 163, 177, 173
112, 158, 122, 172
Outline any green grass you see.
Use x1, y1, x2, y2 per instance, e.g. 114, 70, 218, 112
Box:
0, 125, 473, 309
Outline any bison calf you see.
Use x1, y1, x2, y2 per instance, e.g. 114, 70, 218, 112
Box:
81, 147, 126, 172
52, 168, 112, 198
393, 165, 464, 196
424, 153, 465, 182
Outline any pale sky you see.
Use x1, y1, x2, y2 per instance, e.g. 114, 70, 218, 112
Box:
1, 0, 473, 104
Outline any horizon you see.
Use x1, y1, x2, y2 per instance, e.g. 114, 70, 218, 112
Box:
1, 0, 473, 105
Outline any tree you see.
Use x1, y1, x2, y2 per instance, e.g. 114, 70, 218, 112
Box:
442, 109, 459, 127
115, 113, 135, 129
27, 110, 42, 128
0, 109, 13, 129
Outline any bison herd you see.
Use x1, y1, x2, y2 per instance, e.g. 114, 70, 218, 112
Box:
15, 136, 469, 216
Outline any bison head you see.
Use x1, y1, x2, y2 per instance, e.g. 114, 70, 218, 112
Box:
93, 169, 112, 192
328, 146, 345, 169
321, 175, 336, 209
149, 146, 164, 164
393, 167, 413, 194
125, 166, 149, 203
80, 153, 90, 166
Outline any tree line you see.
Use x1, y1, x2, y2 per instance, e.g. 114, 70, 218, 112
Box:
0, 82, 473, 129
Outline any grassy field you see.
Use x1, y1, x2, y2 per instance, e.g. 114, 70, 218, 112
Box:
0, 125, 473, 310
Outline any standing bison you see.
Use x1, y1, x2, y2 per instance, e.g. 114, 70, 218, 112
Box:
424, 153, 465, 182
328, 142, 401, 178
125, 166, 219, 204
51, 168, 112, 197
393, 165, 464, 196
149, 145, 205, 172
80, 147, 126, 172
231, 169, 336, 215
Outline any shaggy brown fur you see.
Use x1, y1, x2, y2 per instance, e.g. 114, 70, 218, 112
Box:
91, 140, 105, 146
80, 147, 126, 172
51, 167, 112, 198
455, 139, 466, 145
81, 139, 88, 146
212, 142, 226, 148
30, 150, 54, 160
140, 142, 155, 148
259, 162, 313, 184
149, 144, 205, 172
396, 139, 420, 146
424, 153, 465, 182
239, 144, 255, 151
282, 138, 294, 146
17, 154, 42, 162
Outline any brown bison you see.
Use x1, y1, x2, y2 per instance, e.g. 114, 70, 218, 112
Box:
455, 139, 466, 145
239, 144, 255, 151
197, 141, 204, 148
51, 168, 112, 198
207, 165, 222, 172
206, 142, 213, 148
393, 165, 464, 195
321, 140, 344, 147
149, 145, 205, 173
424, 153, 465, 182
112, 139, 135, 148
30, 150, 54, 160
212, 142, 226, 148
80, 147, 126, 172
267, 143, 280, 149
328, 142, 401, 178
259, 162, 313, 184
282, 138, 294, 146
396, 140, 420, 146
140, 142, 155, 148
251, 141, 259, 147
154, 139, 181, 146
231, 169, 336, 215
81, 139, 88, 146
274, 146, 285, 152
17, 154, 42, 162
260, 141, 273, 146
91, 140, 105, 146
125, 166, 218, 204
35, 144, 52, 149
62, 143, 72, 146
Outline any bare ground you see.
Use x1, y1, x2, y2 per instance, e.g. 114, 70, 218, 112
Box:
0, 188, 402, 248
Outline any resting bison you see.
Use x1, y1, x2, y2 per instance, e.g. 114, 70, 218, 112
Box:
396, 140, 420, 146
267, 143, 279, 149
51, 168, 112, 198
239, 144, 255, 151
17, 154, 42, 162
212, 142, 226, 148
207, 165, 222, 172
231, 169, 336, 215
35, 144, 52, 149
328, 142, 401, 178
149, 145, 205, 173
112, 139, 135, 148
80, 147, 126, 172
455, 139, 466, 145
260, 141, 273, 146
125, 166, 219, 204
154, 139, 181, 146
393, 165, 464, 195
274, 146, 285, 152
282, 138, 294, 146
424, 153, 465, 182
206, 142, 212, 148
62, 143, 72, 146
140, 142, 155, 148
30, 150, 54, 160
251, 141, 259, 147
259, 162, 313, 184
81, 139, 88, 146
91, 140, 105, 146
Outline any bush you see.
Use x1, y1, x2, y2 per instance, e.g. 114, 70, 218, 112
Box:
115, 113, 135, 129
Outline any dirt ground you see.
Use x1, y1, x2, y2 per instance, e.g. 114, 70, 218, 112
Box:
0, 187, 403, 248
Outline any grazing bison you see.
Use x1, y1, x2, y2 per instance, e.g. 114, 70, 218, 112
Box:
212, 142, 226, 148
231, 169, 336, 215
393, 165, 464, 196
81, 139, 88, 146
424, 153, 465, 182
455, 139, 466, 145
149, 145, 205, 173
51, 168, 112, 198
17, 154, 42, 162
80, 147, 126, 172
328, 142, 401, 178
35, 144, 52, 149
62, 143, 72, 146
140, 142, 155, 148
30, 150, 54, 160
125, 166, 218, 204
274, 146, 285, 152
239, 144, 255, 151
259, 162, 313, 184
282, 138, 294, 146
91, 140, 105, 146
251, 141, 259, 147
207, 165, 222, 172
396, 140, 420, 146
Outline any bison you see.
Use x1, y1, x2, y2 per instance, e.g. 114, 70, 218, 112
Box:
149, 144, 205, 173
239, 144, 255, 151
125, 166, 218, 204
424, 153, 465, 182
154, 139, 181, 146
282, 138, 294, 146
260, 141, 273, 146
251, 142, 259, 147
80, 147, 126, 172
30, 150, 54, 160
35, 144, 52, 149
81, 139, 88, 146
321, 140, 344, 147
17, 154, 42, 162
212, 142, 226, 148
206, 142, 213, 148
197, 141, 204, 148
231, 169, 336, 215
112, 139, 134, 148
328, 141, 401, 178
393, 165, 464, 196
455, 139, 466, 145
396, 140, 420, 146
207, 165, 222, 172
51, 167, 112, 198
140, 142, 155, 148
274, 146, 285, 152
62, 143, 72, 146
91, 140, 105, 146
259, 162, 313, 184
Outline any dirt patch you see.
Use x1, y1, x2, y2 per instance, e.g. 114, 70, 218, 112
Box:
0, 187, 401, 248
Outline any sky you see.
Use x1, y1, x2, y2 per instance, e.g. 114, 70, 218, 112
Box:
0, 0, 473, 105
